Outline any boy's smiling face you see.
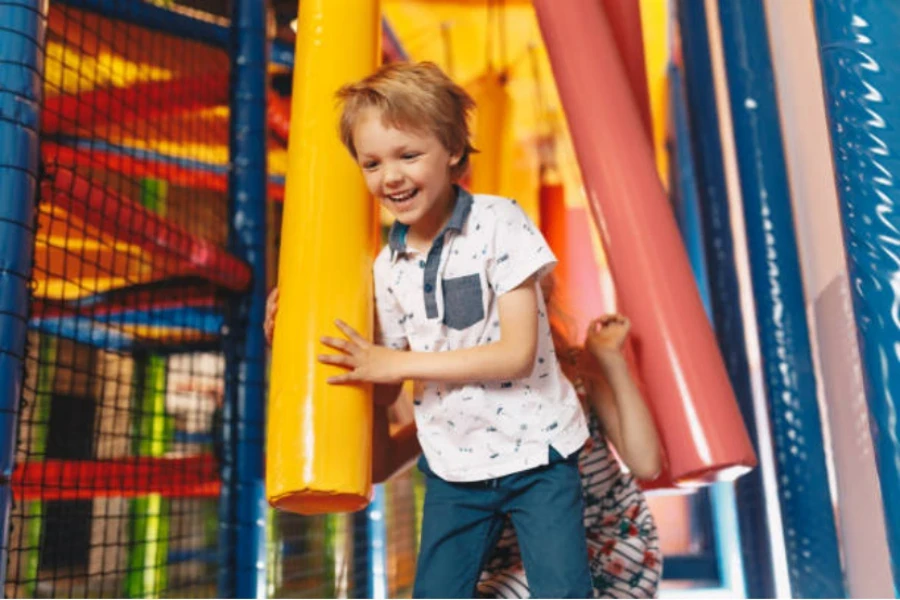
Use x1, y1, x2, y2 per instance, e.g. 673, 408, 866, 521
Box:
353, 107, 461, 237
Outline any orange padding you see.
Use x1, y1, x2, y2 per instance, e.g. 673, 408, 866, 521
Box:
42, 166, 252, 292
42, 74, 229, 135
11, 454, 220, 501
42, 144, 285, 201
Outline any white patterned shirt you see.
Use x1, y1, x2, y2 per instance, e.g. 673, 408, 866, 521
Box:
373, 187, 589, 482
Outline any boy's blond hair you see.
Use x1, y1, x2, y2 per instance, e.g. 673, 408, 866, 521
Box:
336, 62, 476, 179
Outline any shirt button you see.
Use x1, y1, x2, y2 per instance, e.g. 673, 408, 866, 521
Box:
419, 260, 426, 268
424, 283, 434, 293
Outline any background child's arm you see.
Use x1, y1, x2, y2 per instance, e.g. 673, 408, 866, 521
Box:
373, 383, 403, 405
372, 390, 420, 483
319, 278, 540, 384
583, 316, 661, 480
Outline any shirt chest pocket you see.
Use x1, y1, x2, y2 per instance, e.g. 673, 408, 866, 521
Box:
442, 273, 485, 330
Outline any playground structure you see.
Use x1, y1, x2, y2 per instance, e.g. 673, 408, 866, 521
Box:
0, 0, 898, 598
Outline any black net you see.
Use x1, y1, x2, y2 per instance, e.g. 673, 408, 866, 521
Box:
6, 1, 235, 597
264, 472, 422, 599
383, 471, 421, 598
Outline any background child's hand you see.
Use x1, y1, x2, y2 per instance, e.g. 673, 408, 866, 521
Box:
264, 287, 279, 345
319, 320, 405, 385
585, 314, 630, 361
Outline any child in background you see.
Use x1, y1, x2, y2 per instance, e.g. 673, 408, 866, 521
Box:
478, 276, 662, 598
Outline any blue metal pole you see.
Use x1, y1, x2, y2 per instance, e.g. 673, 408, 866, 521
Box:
676, 1, 775, 596
812, 1, 900, 592
221, 0, 268, 597
668, 64, 712, 318
367, 485, 388, 599
270, 40, 295, 68
217, 385, 236, 595
669, 63, 746, 597
716, 2, 846, 597
57, 0, 229, 46
352, 509, 372, 596
0, 0, 47, 591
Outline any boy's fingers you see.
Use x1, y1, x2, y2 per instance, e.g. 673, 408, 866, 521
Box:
318, 354, 355, 368
334, 319, 368, 346
320, 336, 353, 353
327, 372, 358, 385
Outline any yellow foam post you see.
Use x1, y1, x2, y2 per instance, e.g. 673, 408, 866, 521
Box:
469, 66, 510, 197
267, 0, 381, 515
638, 0, 670, 186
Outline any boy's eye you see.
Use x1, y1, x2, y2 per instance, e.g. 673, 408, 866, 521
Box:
362, 161, 379, 170
402, 152, 421, 160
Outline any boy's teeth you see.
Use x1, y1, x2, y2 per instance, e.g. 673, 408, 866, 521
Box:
389, 189, 416, 201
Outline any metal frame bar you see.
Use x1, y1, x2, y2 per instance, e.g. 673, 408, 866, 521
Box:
219, 0, 269, 596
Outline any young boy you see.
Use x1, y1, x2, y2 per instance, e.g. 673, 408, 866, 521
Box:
300, 62, 591, 598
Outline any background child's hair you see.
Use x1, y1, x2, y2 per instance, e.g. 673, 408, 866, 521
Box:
336, 61, 477, 179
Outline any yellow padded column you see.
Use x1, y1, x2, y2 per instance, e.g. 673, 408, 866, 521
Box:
639, 0, 670, 185
469, 67, 508, 196
267, 0, 381, 515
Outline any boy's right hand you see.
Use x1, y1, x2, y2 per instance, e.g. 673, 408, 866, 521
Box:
264, 287, 279, 346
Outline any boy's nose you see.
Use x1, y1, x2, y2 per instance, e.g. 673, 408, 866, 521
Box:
384, 166, 403, 186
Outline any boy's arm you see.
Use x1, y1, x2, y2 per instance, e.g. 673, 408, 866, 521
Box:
319, 277, 540, 384
399, 279, 539, 381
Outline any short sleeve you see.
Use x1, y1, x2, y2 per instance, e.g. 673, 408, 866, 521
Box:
373, 255, 409, 350
486, 199, 557, 295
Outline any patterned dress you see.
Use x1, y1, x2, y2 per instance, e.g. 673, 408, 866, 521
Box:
477, 414, 662, 598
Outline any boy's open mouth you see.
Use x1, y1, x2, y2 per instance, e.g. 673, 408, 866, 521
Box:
386, 189, 418, 204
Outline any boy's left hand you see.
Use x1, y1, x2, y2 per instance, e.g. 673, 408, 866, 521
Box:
319, 320, 405, 385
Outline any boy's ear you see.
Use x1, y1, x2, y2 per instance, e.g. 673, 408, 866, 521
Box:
449, 152, 463, 167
